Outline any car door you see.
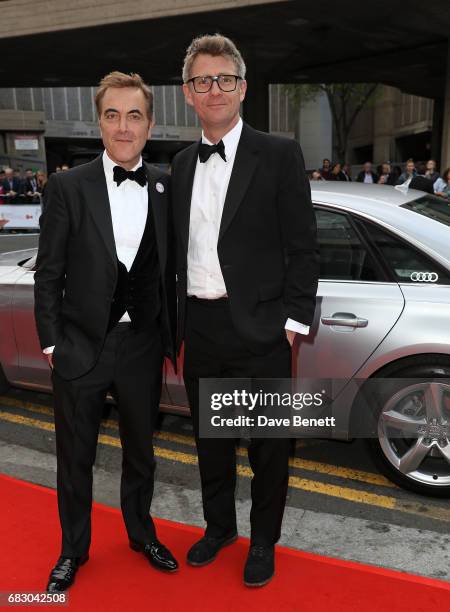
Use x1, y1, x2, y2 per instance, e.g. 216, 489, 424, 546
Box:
294, 207, 405, 397
12, 254, 52, 389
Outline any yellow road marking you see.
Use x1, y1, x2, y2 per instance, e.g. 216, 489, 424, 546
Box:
1, 409, 448, 523
0, 396, 393, 487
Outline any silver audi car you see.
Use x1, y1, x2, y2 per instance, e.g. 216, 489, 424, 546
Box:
1, 182, 449, 498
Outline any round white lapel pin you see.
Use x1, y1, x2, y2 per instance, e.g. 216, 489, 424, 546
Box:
155, 182, 165, 194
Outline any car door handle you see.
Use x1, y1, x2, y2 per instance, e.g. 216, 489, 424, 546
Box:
321, 315, 368, 328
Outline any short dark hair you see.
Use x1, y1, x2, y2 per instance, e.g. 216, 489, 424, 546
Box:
416, 162, 427, 175
182, 34, 246, 83
95, 71, 153, 119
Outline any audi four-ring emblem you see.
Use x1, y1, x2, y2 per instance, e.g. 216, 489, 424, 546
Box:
410, 272, 439, 282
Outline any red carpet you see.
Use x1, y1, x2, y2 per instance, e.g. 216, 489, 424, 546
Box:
0, 473, 449, 611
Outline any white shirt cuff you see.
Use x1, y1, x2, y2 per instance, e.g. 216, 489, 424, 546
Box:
43, 346, 55, 355
285, 319, 310, 335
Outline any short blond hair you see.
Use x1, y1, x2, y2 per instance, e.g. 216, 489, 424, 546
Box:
95, 71, 153, 119
182, 34, 246, 83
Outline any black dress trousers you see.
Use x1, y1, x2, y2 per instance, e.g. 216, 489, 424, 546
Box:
52, 323, 163, 557
183, 298, 292, 546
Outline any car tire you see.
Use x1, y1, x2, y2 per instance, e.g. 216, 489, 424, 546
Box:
0, 363, 10, 395
364, 356, 450, 498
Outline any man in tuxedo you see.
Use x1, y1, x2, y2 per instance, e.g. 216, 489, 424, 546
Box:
34, 71, 178, 592
172, 35, 319, 587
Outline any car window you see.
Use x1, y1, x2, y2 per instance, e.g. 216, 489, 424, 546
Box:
401, 195, 450, 227
359, 221, 450, 285
315, 208, 381, 281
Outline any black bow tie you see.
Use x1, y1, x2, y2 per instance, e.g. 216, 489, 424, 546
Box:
198, 140, 226, 163
113, 165, 147, 187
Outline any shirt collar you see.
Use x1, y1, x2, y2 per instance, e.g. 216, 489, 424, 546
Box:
201, 117, 243, 163
102, 150, 143, 184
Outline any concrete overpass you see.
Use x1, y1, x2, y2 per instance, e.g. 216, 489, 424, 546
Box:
1, 0, 450, 164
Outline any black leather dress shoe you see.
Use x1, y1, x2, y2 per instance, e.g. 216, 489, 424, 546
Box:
46, 553, 89, 592
244, 545, 274, 587
187, 533, 238, 567
129, 539, 178, 572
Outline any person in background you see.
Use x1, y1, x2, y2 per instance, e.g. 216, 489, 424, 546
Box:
377, 162, 395, 185
61, 164, 70, 171
433, 168, 450, 198
356, 161, 377, 184
425, 159, 439, 184
24, 168, 39, 203
396, 158, 416, 185
342, 163, 352, 181
0, 169, 5, 204
320, 158, 332, 180
409, 162, 434, 194
2, 167, 21, 203
329, 162, 347, 181
55, 166, 62, 173
391, 165, 402, 183
310, 170, 324, 180
35, 171, 48, 208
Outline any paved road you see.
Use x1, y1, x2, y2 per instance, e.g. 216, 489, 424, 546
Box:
0, 233, 39, 255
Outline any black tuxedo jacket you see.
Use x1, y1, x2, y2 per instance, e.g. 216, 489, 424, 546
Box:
356, 171, 378, 183
172, 122, 319, 355
34, 156, 176, 379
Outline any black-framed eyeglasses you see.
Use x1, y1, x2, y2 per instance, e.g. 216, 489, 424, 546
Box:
187, 74, 242, 93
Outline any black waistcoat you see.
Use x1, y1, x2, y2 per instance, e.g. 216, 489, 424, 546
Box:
107, 196, 161, 331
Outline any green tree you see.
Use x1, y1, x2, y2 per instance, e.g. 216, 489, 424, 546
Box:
284, 83, 378, 162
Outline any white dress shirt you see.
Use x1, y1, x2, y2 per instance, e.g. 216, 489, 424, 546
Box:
43, 151, 148, 354
187, 117, 309, 336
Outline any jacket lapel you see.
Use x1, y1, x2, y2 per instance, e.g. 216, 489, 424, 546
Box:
218, 123, 259, 241
145, 163, 167, 275
177, 142, 199, 257
83, 156, 117, 268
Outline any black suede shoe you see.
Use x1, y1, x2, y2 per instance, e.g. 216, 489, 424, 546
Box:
244, 545, 275, 587
187, 533, 238, 567
46, 553, 89, 592
129, 539, 178, 572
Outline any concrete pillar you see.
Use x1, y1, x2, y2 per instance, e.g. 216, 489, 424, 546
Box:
243, 72, 269, 132
373, 86, 396, 163
441, 40, 450, 170
431, 98, 443, 167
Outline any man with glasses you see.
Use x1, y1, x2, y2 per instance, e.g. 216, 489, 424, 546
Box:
172, 34, 319, 587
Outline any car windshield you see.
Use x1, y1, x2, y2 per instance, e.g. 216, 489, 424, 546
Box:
401, 195, 450, 227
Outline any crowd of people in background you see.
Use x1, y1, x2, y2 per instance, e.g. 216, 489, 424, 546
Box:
2, 158, 450, 205
0, 165, 70, 205
310, 158, 450, 198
